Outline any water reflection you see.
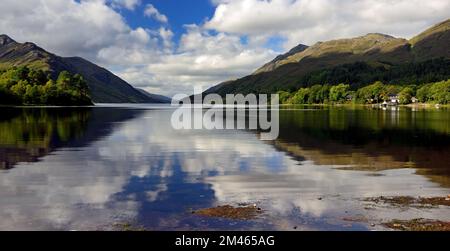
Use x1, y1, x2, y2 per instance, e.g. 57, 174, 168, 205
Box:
0, 106, 448, 230
0, 108, 142, 169
275, 107, 450, 186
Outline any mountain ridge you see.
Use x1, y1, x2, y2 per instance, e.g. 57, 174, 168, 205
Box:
0, 34, 169, 103
254, 43, 309, 74
206, 19, 450, 95
136, 88, 172, 103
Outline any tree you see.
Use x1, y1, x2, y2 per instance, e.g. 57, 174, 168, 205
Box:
72, 74, 89, 97
291, 88, 310, 104
398, 87, 414, 104
308, 85, 323, 104
416, 85, 430, 103
329, 84, 349, 103
14, 66, 30, 81
56, 71, 72, 90
355, 82, 385, 103
28, 69, 47, 85
0, 67, 93, 106
318, 85, 331, 103
429, 80, 450, 104
10, 80, 27, 96
24, 85, 41, 104
382, 85, 402, 101
277, 91, 292, 104
370, 81, 385, 103
40, 79, 57, 104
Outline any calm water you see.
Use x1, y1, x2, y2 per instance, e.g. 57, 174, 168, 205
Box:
0, 105, 449, 230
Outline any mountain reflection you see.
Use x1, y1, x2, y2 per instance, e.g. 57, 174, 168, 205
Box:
273, 107, 450, 187
0, 107, 142, 170
0, 106, 449, 230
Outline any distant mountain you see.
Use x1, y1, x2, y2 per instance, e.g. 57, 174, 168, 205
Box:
136, 88, 172, 103
0, 35, 168, 103
206, 19, 450, 95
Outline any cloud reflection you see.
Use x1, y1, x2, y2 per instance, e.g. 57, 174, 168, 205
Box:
0, 108, 449, 230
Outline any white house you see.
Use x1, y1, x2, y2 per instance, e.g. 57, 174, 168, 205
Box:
388, 94, 399, 104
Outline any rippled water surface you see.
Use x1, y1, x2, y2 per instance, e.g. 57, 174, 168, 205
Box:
0, 105, 449, 230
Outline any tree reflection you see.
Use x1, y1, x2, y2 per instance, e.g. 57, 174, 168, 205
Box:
0, 107, 142, 169
273, 107, 450, 186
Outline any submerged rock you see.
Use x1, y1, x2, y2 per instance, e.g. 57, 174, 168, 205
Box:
364, 196, 450, 207
112, 222, 147, 231
383, 219, 450, 231
193, 205, 262, 220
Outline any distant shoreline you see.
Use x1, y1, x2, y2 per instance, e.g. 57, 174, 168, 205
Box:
279, 103, 449, 109
0, 104, 95, 108
0, 103, 172, 108
1, 103, 448, 109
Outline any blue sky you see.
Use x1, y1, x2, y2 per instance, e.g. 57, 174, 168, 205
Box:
117, 0, 285, 52
119, 1, 215, 41
1, 0, 449, 96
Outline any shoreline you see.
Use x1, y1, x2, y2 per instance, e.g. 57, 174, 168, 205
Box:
0, 104, 95, 108
280, 103, 449, 109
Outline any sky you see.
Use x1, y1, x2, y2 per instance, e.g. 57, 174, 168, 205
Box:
0, 0, 449, 96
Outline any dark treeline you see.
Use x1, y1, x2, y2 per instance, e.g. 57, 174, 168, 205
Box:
0, 66, 93, 106
287, 58, 450, 91
275, 58, 450, 105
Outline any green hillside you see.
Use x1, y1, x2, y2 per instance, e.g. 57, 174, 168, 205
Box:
206, 19, 450, 96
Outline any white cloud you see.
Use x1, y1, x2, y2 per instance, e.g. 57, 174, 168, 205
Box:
0, 0, 449, 97
117, 25, 276, 95
0, 0, 156, 62
144, 4, 168, 23
0, 0, 269, 97
158, 27, 174, 51
206, 0, 450, 49
0, 0, 178, 95
110, 0, 141, 10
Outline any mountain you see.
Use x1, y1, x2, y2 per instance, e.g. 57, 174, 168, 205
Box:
0, 35, 169, 103
254, 43, 309, 74
206, 19, 450, 95
410, 19, 450, 61
136, 88, 172, 103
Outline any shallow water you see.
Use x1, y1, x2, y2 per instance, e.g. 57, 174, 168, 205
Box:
0, 105, 449, 230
